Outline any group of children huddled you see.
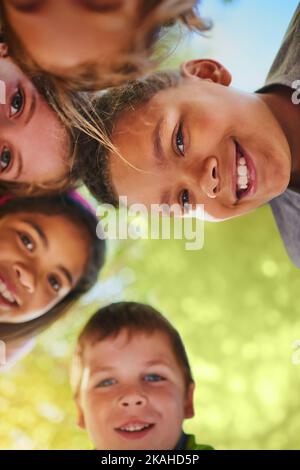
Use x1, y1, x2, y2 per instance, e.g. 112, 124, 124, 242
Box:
0, 0, 300, 450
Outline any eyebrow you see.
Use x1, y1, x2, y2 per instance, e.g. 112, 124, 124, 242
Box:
22, 220, 73, 287
90, 359, 173, 375
153, 117, 167, 167
25, 92, 37, 126
75, 0, 123, 12
9, 0, 45, 13
13, 148, 23, 181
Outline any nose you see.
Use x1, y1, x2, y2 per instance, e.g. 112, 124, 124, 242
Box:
118, 389, 147, 409
199, 156, 219, 198
13, 263, 35, 294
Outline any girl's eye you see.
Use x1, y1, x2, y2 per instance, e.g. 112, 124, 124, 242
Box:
96, 378, 116, 388
180, 189, 190, 212
0, 148, 12, 172
176, 124, 185, 156
144, 374, 165, 382
48, 275, 61, 293
10, 89, 24, 117
19, 233, 34, 252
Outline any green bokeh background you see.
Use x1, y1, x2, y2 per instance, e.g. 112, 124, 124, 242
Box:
1, 0, 300, 450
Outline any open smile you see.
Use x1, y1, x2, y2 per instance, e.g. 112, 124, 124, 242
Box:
115, 420, 155, 440
0, 274, 20, 309
233, 140, 257, 201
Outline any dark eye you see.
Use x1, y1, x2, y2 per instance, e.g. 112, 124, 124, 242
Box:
0, 148, 12, 172
96, 378, 116, 388
176, 124, 185, 156
180, 189, 190, 212
19, 233, 34, 252
48, 275, 61, 293
10, 89, 24, 117
144, 374, 165, 382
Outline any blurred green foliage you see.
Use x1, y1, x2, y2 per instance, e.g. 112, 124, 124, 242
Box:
1, 205, 300, 449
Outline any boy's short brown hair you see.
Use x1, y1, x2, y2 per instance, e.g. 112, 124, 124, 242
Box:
71, 301, 194, 399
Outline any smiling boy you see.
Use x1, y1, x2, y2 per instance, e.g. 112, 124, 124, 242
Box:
78, 3, 300, 267
70, 301, 214, 450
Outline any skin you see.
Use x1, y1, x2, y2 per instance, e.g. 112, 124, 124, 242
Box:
0, 43, 70, 185
0, 212, 90, 323
3, 0, 141, 74
109, 59, 294, 221
76, 329, 195, 450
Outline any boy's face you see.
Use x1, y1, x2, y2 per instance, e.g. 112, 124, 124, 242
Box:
109, 60, 291, 221
76, 329, 195, 450
3, 0, 140, 76
0, 212, 89, 323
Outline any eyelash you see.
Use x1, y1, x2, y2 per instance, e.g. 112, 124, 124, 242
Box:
19, 232, 35, 252
176, 123, 185, 156
18, 232, 61, 293
10, 88, 25, 118
0, 146, 13, 173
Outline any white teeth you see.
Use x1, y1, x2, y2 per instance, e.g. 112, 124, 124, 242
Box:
238, 176, 248, 186
120, 423, 151, 432
0, 280, 16, 304
236, 156, 249, 191
237, 165, 247, 176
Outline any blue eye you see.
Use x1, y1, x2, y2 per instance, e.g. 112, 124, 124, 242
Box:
176, 124, 185, 156
97, 378, 116, 388
48, 275, 61, 293
144, 374, 165, 382
0, 147, 12, 172
10, 89, 24, 117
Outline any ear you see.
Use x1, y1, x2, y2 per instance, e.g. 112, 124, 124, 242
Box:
184, 382, 195, 419
75, 399, 86, 429
181, 59, 232, 86
0, 43, 8, 58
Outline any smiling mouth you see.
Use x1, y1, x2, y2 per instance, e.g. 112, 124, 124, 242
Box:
115, 422, 155, 439
0, 276, 19, 308
234, 140, 257, 200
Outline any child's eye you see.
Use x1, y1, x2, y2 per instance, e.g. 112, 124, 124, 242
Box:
19, 233, 34, 252
10, 89, 24, 117
48, 275, 62, 293
176, 124, 185, 156
96, 378, 116, 388
144, 374, 165, 382
179, 189, 190, 213
0, 147, 12, 172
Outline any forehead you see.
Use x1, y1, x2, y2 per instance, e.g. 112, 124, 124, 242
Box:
83, 329, 182, 373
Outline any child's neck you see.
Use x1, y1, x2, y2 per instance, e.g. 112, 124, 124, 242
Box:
259, 85, 300, 190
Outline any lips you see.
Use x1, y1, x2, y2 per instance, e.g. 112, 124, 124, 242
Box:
234, 140, 257, 201
115, 420, 155, 440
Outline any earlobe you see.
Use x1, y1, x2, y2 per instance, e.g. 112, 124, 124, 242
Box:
0, 43, 8, 58
184, 382, 195, 419
181, 59, 232, 86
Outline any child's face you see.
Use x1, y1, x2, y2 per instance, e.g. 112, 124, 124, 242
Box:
77, 329, 195, 450
109, 61, 291, 221
0, 48, 69, 185
0, 211, 90, 323
3, 0, 140, 75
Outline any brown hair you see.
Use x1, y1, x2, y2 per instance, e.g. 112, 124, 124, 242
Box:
0, 0, 210, 92
76, 69, 182, 206
71, 301, 194, 399
0, 193, 106, 345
